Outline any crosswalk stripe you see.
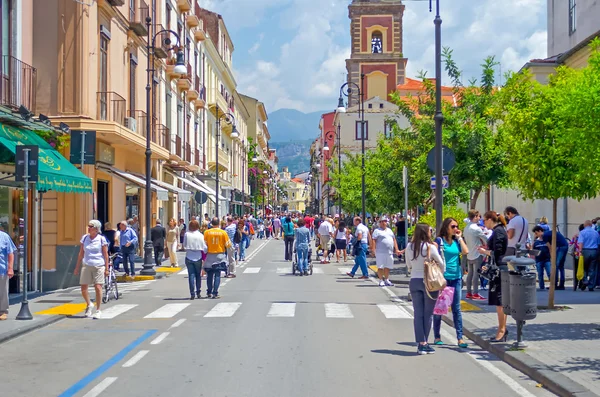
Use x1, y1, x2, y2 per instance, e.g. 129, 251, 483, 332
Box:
144, 303, 191, 319
243, 267, 261, 274
377, 304, 412, 319
204, 302, 242, 318
338, 267, 352, 274
312, 268, 324, 274
324, 303, 354, 318
267, 303, 296, 317
99, 304, 138, 319
178, 268, 188, 275
277, 267, 290, 274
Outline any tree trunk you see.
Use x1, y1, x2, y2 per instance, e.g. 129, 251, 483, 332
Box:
548, 198, 558, 309
470, 188, 482, 209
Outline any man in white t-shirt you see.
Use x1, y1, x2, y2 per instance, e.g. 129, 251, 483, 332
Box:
347, 216, 371, 279
505, 206, 529, 256
371, 217, 401, 287
317, 218, 335, 263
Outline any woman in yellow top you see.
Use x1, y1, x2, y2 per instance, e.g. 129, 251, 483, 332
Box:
166, 218, 179, 268
203, 217, 233, 299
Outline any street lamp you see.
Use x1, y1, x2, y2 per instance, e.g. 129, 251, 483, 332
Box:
142, 17, 186, 276
322, 125, 342, 216
337, 74, 366, 220
215, 106, 238, 220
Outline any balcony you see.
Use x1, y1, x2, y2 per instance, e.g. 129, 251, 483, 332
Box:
176, 0, 191, 12
208, 147, 229, 172
170, 135, 182, 161
186, 14, 200, 28
193, 80, 206, 108
187, 75, 200, 101
154, 123, 170, 151
0, 55, 37, 112
107, 0, 125, 6
97, 91, 126, 126
166, 61, 183, 78
125, 109, 147, 137
153, 24, 169, 59
176, 63, 192, 91
193, 25, 206, 42
129, 0, 149, 37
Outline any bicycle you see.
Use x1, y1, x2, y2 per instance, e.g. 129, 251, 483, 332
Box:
102, 253, 120, 303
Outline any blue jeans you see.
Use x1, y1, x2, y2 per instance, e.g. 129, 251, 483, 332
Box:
350, 243, 368, 277
396, 236, 406, 251
297, 245, 309, 272
121, 245, 136, 275
556, 246, 567, 287
536, 261, 551, 289
206, 268, 221, 296
185, 258, 202, 296
239, 239, 247, 260
433, 278, 463, 340
582, 249, 597, 288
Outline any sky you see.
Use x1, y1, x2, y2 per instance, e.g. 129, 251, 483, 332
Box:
197, 0, 548, 114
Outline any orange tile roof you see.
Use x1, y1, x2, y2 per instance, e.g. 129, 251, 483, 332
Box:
397, 77, 454, 93
291, 178, 303, 183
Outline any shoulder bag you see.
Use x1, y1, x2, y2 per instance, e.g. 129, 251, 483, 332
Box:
423, 244, 447, 298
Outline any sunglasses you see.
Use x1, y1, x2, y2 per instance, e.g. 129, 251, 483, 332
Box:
450, 225, 458, 229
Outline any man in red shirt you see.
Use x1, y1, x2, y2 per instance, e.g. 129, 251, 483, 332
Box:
304, 214, 314, 239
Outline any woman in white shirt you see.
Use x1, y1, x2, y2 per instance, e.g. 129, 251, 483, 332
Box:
335, 221, 349, 263
407, 224, 445, 355
183, 220, 207, 300
74, 220, 109, 319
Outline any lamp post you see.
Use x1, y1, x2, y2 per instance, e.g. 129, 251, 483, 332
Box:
322, 126, 342, 215
214, 106, 239, 220
430, 0, 444, 230
337, 74, 365, 220
142, 17, 186, 276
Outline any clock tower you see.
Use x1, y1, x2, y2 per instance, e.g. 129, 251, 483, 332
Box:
345, 0, 407, 107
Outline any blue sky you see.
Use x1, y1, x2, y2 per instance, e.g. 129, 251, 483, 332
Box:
197, 0, 547, 114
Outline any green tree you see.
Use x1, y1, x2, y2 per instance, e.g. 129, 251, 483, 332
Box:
495, 41, 600, 308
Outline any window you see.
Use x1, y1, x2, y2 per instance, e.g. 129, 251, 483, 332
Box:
166, 3, 171, 31
1, 0, 13, 58
569, 0, 576, 34
379, 103, 384, 109
177, 98, 183, 138
129, 53, 137, 115
371, 31, 383, 53
384, 121, 391, 139
368, 103, 373, 109
99, 31, 109, 120
166, 91, 172, 131
355, 120, 368, 140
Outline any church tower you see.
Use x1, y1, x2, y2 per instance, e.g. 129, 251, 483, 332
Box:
345, 0, 407, 107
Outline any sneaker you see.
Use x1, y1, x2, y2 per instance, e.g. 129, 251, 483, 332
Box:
424, 344, 436, 354
417, 344, 428, 355
358, 276, 369, 279
92, 310, 101, 319
346, 272, 354, 278
465, 293, 474, 299
472, 294, 486, 301
84, 304, 94, 318
207, 294, 213, 299
212, 295, 220, 299
384, 279, 394, 287
378, 280, 385, 287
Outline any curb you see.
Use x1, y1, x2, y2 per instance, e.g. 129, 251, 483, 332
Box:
368, 265, 409, 285
0, 315, 65, 345
441, 315, 595, 397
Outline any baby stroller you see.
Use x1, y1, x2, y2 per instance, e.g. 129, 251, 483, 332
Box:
292, 240, 313, 275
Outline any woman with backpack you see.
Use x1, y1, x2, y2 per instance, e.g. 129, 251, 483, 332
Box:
237, 220, 249, 262
432, 217, 469, 348
408, 223, 445, 355
283, 216, 296, 261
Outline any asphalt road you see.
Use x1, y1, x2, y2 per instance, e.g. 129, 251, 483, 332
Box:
0, 238, 556, 397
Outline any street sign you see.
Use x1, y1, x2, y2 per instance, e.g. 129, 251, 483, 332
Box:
195, 191, 208, 204
427, 145, 456, 173
15, 145, 39, 182
430, 175, 449, 189
70, 131, 97, 165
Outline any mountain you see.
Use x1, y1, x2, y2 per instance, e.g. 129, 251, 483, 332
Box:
270, 140, 313, 176
267, 108, 327, 142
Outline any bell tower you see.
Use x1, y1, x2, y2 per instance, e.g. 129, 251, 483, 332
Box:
345, 0, 407, 107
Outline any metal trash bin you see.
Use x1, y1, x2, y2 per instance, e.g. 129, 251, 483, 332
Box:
500, 267, 511, 316
509, 272, 537, 321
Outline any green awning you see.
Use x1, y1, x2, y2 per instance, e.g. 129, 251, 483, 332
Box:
0, 123, 92, 194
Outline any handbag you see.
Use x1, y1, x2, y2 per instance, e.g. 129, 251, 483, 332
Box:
211, 261, 228, 272
423, 245, 447, 296
433, 286, 455, 315
478, 254, 499, 281
164, 246, 170, 259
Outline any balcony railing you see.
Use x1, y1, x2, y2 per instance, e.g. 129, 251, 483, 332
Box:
154, 123, 170, 151
97, 91, 126, 126
0, 55, 37, 112
171, 135, 182, 159
130, 0, 149, 36
126, 110, 147, 137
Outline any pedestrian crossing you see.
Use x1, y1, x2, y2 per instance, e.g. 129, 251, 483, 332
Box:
61, 280, 157, 297
177, 266, 332, 275
91, 302, 412, 320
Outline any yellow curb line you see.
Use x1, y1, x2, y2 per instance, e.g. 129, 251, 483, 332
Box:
36, 303, 87, 316
116, 275, 156, 282
155, 267, 181, 273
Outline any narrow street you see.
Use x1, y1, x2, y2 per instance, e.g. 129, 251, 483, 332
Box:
1, 239, 553, 397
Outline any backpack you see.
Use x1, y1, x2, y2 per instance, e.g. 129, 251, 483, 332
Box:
283, 220, 295, 236
234, 230, 242, 244
249, 223, 255, 235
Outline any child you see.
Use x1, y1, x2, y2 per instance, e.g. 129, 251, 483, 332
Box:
258, 223, 265, 239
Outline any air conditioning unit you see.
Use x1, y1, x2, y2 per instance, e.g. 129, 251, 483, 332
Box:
125, 117, 137, 132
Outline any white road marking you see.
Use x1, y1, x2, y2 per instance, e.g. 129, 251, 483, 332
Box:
122, 350, 149, 367
98, 304, 138, 319
178, 268, 188, 275
220, 279, 230, 288
82, 377, 117, 397
169, 319, 186, 329
150, 332, 170, 345
312, 268, 324, 274
468, 353, 537, 397
204, 302, 242, 318
277, 267, 290, 274
244, 267, 261, 274
267, 303, 296, 317
338, 267, 352, 274
377, 304, 412, 319
144, 303, 191, 319
243, 240, 270, 263
324, 303, 354, 318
